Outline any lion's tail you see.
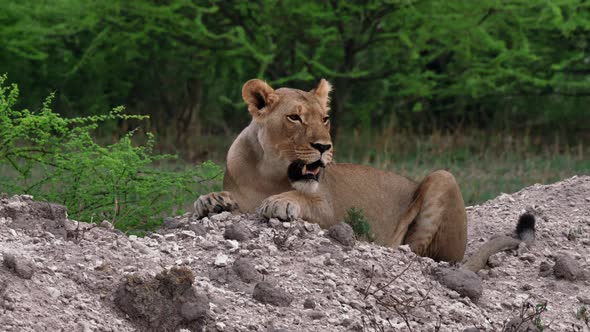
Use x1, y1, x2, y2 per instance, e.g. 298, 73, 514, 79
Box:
463, 213, 536, 273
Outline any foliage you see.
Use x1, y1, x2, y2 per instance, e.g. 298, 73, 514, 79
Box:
576, 305, 590, 329
344, 207, 374, 241
0, 76, 222, 233
1, 0, 589, 152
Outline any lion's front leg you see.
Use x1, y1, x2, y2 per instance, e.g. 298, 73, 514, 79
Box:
258, 191, 331, 223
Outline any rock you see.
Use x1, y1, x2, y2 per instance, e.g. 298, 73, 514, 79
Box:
214, 254, 229, 267
225, 240, 239, 251
433, 267, 482, 301
179, 294, 209, 321
164, 233, 177, 241
163, 217, 184, 229
47, 287, 61, 299
268, 218, 282, 229
79, 322, 93, 332
538, 261, 553, 277
211, 211, 232, 223
308, 310, 325, 320
131, 241, 151, 254
303, 298, 316, 309
578, 295, 590, 305
99, 220, 114, 230
232, 258, 260, 283
499, 193, 515, 202
252, 282, 293, 307
224, 223, 252, 242
553, 254, 581, 281
3, 252, 35, 279
303, 222, 320, 233
487, 253, 503, 268
519, 253, 536, 263
327, 222, 355, 247
517, 242, 529, 256
189, 224, 207, 237
178, 230, 197, 239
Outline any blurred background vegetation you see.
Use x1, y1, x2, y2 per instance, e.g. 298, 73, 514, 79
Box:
1, 0, 589, 209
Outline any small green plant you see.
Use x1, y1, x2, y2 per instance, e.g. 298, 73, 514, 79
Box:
532, 302, 548, 331
503, 301, 548, 332
576, 305, 590, 329
344, 207, 374, 242
0, 75, 222, 233
565, 227, 584, 242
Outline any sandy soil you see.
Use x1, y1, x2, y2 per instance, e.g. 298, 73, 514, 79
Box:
1, 175, 589, 332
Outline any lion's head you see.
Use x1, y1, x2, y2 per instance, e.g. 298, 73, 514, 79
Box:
242, 79, 333, 191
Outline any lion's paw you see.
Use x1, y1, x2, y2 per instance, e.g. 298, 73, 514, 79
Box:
193, 191, 238, 219
259, 195, 301, 221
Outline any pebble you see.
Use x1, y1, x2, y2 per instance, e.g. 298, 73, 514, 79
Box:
232, 258, 260, 283
519, 253, 536, 263
47, 287, 61, 299
303, 222, 320, 233
214, 254, 229, 267
178, 230, 196, 239
303, 298, 316, 309
164, 234, 176, 241
578, 295, 590, 305
252, 282, 293, 307
554, 254, 581, 280
434, 267, 483, 301
308, 310, 325, 320
327, 223, 355, 247
268, 218, 282, 229
225, 240, 239, 251
131, 241, 151, 254
99, 220, 114, 230
224, 223, 252, 241
3, 252, 35, 279
211, 212, 232, 223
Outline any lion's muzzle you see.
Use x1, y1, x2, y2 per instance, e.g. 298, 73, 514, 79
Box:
287, 159, 325, 183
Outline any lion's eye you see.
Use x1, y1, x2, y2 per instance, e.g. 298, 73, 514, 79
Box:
287, 114, 302, 123
323, 116, 330, 125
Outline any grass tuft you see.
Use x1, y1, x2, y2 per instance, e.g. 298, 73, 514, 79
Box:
344, 207, 374, 242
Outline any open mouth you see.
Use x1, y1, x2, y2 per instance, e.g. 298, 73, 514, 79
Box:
287, 159, 325, 183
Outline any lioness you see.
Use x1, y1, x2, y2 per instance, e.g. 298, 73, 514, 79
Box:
195, 79, 534, 266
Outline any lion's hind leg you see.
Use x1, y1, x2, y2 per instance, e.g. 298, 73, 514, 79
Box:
398, 170, 467, 263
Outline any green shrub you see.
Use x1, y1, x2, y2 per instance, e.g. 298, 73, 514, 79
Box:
0, 75, 222, 234
344, 207, 374, 242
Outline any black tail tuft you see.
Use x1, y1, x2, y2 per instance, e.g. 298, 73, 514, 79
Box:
516, 213, 536, 242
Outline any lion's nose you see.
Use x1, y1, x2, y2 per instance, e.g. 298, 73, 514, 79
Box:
311, 143, 332, 154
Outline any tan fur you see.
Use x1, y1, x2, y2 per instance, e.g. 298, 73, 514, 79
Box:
194, 79, 520, 265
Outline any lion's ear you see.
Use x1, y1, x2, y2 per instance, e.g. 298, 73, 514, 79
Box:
311, 78, 332, 109
242, 79, 277, 118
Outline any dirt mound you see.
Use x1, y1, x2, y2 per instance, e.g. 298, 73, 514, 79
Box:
1, 175, 589, 331
114, 267, 210, 331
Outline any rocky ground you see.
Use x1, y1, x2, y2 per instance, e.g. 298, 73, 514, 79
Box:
1, 176, 589, 332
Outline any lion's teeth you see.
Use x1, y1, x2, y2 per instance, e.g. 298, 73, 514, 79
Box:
302, 165, 307, 175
